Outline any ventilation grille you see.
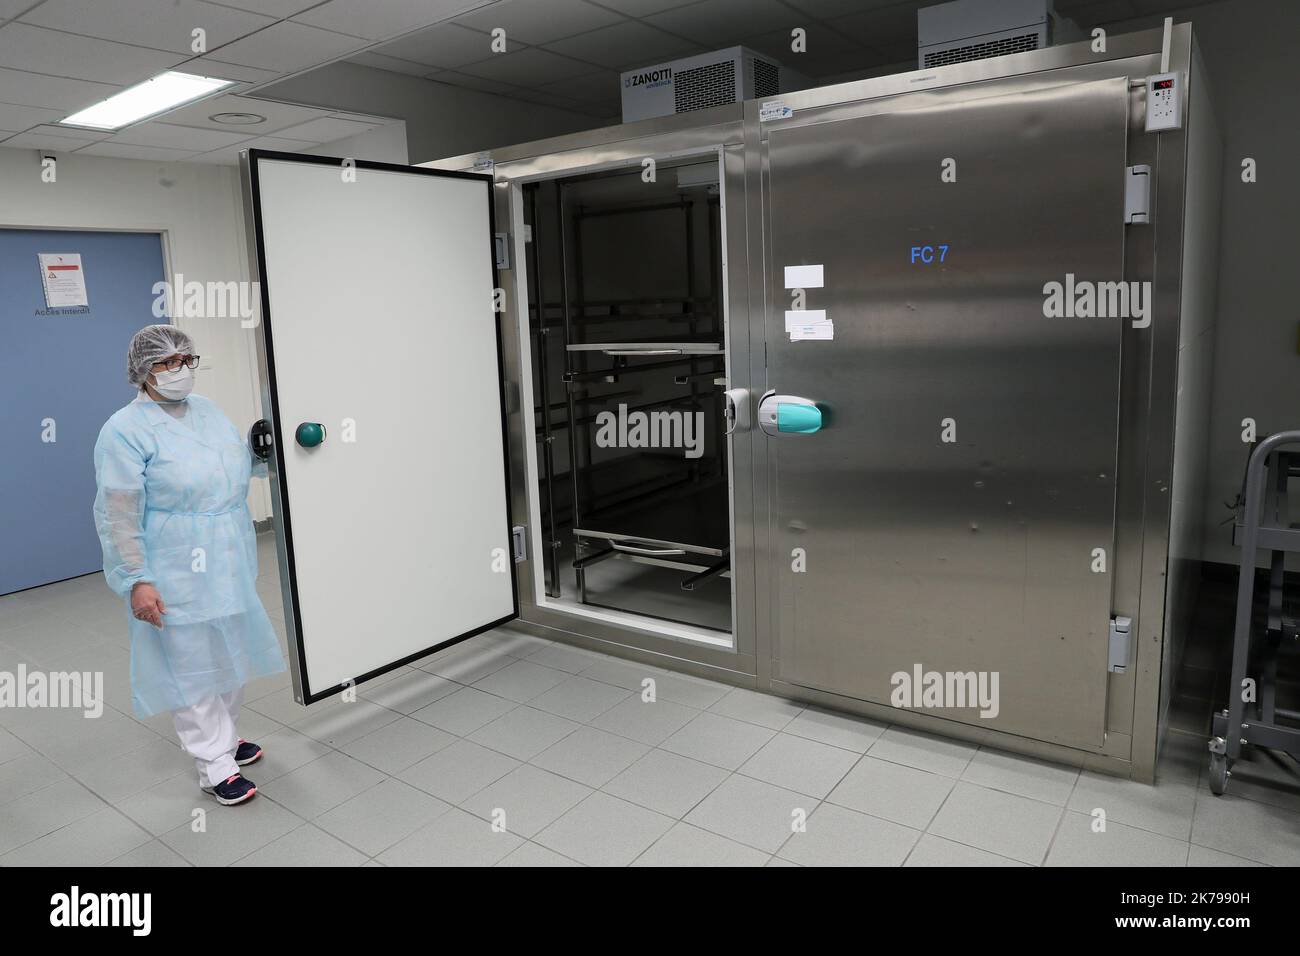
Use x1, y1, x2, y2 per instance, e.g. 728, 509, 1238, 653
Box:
752, 57, 779, 98
674, 59, 736, 113
923, 31, 1040, 68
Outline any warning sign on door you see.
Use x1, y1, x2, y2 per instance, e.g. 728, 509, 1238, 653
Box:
38, 253, 89, 309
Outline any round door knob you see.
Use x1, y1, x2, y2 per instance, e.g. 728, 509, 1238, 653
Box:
295, 422, 326, 448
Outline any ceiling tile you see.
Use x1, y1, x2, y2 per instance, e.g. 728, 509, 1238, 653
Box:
108, 121, 254, 150
371, 21, 495, 68
195, 0, 320, 15
160, 92, 329, 133
829, 4, 920, 48
460, 46, 596, 84
509, 87, 608, 116
209, 19, 368, 72
190, 133, 319, 164
427, 69, 522, 96
347, 51, 438, 76
0, 101, 64, 132
0, 23, 186, 85
454, 0, 625, 46
782, 0, 902, 20
186, 56, 280, 84
645, 0, 806, 45
589, 0, 698, 16
293, 0, 495, 41
20, 0, 275, 55
1, 127, 104, 150
271, 115, 377, 141
76, 141, 199, 160
545, 19, 701, 70
0, 67, 119, 110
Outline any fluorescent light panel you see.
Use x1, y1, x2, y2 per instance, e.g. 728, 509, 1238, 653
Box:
60, 71, 235, 131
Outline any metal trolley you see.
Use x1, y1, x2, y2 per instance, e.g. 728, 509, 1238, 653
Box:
1209, 430, 1300, 794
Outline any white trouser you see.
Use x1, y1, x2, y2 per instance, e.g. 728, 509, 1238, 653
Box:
171, 687, 244, 788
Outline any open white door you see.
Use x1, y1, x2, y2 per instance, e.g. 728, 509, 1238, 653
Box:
241, 150, 516, 705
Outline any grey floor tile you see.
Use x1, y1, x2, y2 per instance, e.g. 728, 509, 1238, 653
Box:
314, 778, 452, 856
633, 821, 769, 867
535, 791, 673, 866
1186, 844, 1267, 866
399, 739, 519, 804
707, 687, 803, 730
160, 793, 303, 866
497, 841, 583, 866
580, 657, 659, 691
643, 670, 730, 709
359, 669, 460, 714
0, 806, 151, 866
739, 732, 859, 799
529, 675, 631, 723
1190, 790, 1300, 866
69, 736, 192, 803
291, 698, 402, 748
0, 752, 68, 805
685, 774, 818, 854
0, 727, 32, 764
105, 838, 191, 867
114, 771, 209, 836
245, 689, 345, 728
487, 628, 553, 659
904, 833, 1028, 867
661, 712, 775, 770
377, 806, 521, 866
38, 711, 160, 769
0, 776, 107, 854
961, 747, 1080, 806
591, 696, 698, 746
1046, 810, 1190, 866
928, 782, 1063, 865
1200, 749, 1300, 813
462, 764, 592, 838
417, 638, 517, 685
784, 707, 887, 753
868, 725, 978, 777
233, 822, 369, 866
341, 716, 455, 775
469, 706, 581, 761
532, 725, 649, 788
523, 642, 604, 675
259, 751, 387, 819
411, 687, 517, 736
778, 802, 920, 867
248, 726, 333, 783
602, 748, 729, 819
1067, 770, 1197, 841
828, 755, 955, 829
472, 659, 570, 703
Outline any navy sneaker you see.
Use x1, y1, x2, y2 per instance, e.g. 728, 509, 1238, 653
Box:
205, 774, 257, 806
235, 738, 263, 766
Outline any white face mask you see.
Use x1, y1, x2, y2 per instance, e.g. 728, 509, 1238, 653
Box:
152, 364, 194, 401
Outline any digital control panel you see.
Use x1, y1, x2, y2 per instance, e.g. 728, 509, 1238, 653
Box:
1145, 72, 1183, 132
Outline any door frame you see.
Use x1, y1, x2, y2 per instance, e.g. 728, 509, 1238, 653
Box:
239, 148, 518, 705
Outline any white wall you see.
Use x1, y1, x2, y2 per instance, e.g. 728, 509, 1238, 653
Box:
0, 147, 272, 520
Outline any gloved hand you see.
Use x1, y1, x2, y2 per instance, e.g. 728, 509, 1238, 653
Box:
131, 582, 167, 628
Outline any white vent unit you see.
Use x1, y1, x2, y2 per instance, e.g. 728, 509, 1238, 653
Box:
620, 46, 788, 123
918, 0, 1078, 70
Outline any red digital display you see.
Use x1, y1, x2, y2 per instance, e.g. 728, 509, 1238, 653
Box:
1153, 79, 1174, 90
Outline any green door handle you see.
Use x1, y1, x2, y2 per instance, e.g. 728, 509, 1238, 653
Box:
295, 422, 326, 448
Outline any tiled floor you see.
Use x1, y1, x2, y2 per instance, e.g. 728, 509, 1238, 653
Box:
1, 538, 1298, 866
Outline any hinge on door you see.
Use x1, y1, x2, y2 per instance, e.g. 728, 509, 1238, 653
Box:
494, 233, 510, 269
1108, 615, 1133, 673
511, 525, 528, 563
1124, 165, 1151, 225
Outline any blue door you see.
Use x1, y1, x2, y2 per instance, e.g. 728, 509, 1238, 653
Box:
0, 229, 167, 595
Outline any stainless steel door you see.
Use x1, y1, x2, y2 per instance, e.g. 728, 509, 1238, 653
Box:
763, 78, 1129, 749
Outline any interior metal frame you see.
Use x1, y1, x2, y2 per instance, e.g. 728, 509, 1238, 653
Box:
426, 22, 1214, 782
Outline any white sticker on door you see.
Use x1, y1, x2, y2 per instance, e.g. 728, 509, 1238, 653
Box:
783, 264, 823, 289
784, 309, 826, 332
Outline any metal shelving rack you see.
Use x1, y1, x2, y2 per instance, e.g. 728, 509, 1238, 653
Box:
1209, 430, 1300, 794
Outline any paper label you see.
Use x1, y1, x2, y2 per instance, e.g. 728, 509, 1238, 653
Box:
38, 253, 88, 308
759, 100, 793, 122
790, 321, 833, 341
783, 264, 823, 289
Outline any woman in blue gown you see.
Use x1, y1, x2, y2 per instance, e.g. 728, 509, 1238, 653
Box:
94, 325, 285, 805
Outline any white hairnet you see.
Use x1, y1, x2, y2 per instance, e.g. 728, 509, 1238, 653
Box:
127, 324, 195, 386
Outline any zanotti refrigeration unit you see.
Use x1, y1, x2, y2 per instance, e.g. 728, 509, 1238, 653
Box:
240, 22, 1221, 783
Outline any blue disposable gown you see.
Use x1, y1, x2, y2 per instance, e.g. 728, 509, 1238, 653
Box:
93, 393, 286, 717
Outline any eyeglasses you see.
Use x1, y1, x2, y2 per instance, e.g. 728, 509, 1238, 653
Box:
151, 355, 199, 372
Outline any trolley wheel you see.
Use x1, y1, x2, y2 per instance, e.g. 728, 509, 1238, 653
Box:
1208, 751, 1230, 795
